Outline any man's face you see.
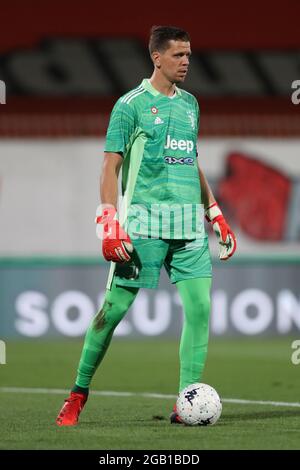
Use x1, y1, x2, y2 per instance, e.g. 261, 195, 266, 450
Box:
155, 40, 191, 83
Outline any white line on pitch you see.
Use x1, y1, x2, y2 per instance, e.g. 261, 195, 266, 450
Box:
1, 387, 300, 408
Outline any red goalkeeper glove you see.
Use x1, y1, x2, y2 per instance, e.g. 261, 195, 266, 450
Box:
205, 202, 237, 260
95, 207, 133, 263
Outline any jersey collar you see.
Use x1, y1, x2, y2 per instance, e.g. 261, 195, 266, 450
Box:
142, 79, 182, 98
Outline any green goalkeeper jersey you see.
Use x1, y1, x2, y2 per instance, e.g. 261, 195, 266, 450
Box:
104, 78, 204, 239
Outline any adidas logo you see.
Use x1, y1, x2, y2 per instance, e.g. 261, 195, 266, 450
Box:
154, 116, 164, 125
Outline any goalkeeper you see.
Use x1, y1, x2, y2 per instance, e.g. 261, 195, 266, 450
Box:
56, 25, 236, 426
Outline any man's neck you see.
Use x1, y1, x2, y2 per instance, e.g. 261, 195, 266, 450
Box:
149, 75, 176, 97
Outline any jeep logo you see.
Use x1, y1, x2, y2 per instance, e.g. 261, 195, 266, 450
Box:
164, 135, 194, 154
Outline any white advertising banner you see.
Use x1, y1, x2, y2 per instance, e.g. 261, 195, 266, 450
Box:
0, 138, 299, 257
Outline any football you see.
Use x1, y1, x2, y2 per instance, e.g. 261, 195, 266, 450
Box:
176, 383, 222, 426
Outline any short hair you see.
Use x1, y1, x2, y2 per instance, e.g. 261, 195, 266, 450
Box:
148, 25, 190, 55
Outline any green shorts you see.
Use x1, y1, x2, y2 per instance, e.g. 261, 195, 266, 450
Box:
109, 235, 212, 289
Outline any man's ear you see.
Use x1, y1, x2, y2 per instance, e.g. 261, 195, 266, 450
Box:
151, 51, 161, 69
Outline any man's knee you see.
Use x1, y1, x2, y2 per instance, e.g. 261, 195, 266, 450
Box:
195, 297, 211, 316
185, 296, 211, 326
94, 286, 138, 330
93, 300, 112, 330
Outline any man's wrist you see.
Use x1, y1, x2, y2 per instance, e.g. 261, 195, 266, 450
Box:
205, 202, 222, 222
101, 203, 116, 211
95, 204, 117, 224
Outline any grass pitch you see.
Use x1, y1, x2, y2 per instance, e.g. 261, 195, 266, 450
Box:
0, 337, 300, 450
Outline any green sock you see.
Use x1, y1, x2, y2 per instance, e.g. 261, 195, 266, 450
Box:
74, 280, 139, 389
72, 384, 89, 395
176, 277, 212, 392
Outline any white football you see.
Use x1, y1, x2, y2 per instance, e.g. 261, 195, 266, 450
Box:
176, 383, 222, 426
